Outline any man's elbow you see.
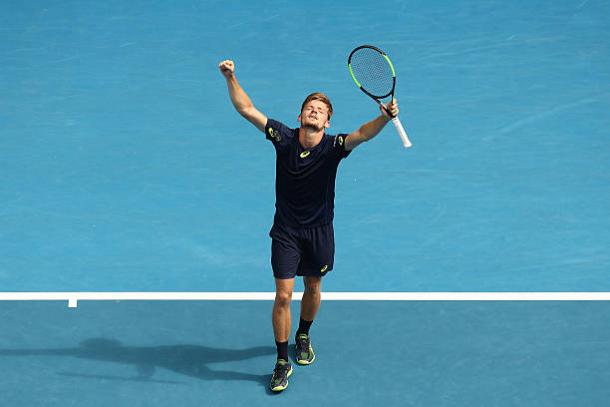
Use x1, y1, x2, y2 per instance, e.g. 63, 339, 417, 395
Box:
237, 104, 255, 118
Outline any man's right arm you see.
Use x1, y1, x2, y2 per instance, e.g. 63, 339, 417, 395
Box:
218, 60, 267, 133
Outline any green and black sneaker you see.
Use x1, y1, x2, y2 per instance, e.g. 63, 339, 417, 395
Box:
269, 359, 293, 392
295, 333, 316, 365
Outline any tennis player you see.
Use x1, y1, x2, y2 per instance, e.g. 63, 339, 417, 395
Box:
219, 59, 399, 392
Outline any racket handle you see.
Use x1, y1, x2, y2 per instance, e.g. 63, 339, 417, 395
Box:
391, 116, 412, 148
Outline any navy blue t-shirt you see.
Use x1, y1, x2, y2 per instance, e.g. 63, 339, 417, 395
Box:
265, 119, 351, 229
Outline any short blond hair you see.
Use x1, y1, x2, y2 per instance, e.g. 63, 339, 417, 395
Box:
300, 92, 333, 119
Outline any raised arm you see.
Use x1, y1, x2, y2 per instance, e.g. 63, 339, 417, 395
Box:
219, 60, 267, 133
344, 100, 400, 151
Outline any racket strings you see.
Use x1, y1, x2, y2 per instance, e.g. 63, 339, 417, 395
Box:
350, 48, 394, 98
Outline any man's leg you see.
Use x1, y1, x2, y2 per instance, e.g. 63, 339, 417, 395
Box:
298, 222, 331, 339
269, 277, 295, 392
295, 275, 321, 365
300, 275, 322, 325
273, 277, 295, 358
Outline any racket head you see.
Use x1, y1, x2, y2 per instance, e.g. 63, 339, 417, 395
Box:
348, 45, 396, 100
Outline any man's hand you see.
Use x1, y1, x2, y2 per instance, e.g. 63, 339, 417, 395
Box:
380, 99, 399, 118
218, 60, 235, 79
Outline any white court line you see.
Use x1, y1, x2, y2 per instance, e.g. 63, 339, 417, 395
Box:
0, 292, 609, 308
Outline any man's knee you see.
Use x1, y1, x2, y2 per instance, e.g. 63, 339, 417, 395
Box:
275, 288, 293, 307
303, 277, 321, 295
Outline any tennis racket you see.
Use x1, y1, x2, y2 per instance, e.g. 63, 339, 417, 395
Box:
348, 45, 412, 148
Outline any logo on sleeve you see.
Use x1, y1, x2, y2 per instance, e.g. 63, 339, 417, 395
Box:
268, 127, 281, 142
336, 135, 344, 147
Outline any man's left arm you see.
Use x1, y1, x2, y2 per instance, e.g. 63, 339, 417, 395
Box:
344, 99, 399, 151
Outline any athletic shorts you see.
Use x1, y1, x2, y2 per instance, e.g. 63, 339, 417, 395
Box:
270, 222, 335, 279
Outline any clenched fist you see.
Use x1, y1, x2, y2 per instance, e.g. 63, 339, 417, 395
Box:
218, 60, 235, 79
381, 99, 399, 118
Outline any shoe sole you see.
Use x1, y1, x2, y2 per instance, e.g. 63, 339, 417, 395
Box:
296, 352, 315, 365
270, 366, 293, 392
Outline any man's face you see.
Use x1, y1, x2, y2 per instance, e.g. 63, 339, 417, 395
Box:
299, 100, 330, 131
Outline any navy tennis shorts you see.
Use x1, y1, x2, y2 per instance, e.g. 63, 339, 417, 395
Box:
270, 222, 335, 279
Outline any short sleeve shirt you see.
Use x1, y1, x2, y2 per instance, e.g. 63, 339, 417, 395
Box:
265, 118, 351, 228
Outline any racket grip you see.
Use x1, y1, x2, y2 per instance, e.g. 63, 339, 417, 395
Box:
391, 116, 412, 148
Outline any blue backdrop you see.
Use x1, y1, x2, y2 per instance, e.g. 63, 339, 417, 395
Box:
1, 0, 609, 291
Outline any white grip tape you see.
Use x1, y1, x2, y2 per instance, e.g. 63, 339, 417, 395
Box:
392, 117, 412, 148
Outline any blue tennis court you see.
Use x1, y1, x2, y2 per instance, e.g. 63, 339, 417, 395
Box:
3, 301, 610, 406
1, 0, 609, 405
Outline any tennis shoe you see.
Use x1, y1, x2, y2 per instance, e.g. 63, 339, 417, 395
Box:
269, 359, 293, 392
295, 333, 316, 365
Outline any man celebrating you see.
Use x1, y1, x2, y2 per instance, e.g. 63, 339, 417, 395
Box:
219, 59, 399, 392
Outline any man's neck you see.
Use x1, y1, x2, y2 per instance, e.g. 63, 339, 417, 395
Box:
298, 126, 324, 149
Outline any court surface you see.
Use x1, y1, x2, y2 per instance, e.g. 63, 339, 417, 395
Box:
1, 0, 609, 405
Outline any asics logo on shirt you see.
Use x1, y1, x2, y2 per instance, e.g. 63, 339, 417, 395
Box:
300, 151, 311, 158
268, 127, 281, 142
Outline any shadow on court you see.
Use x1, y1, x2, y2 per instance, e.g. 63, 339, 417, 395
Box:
0, 338, 274, 387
